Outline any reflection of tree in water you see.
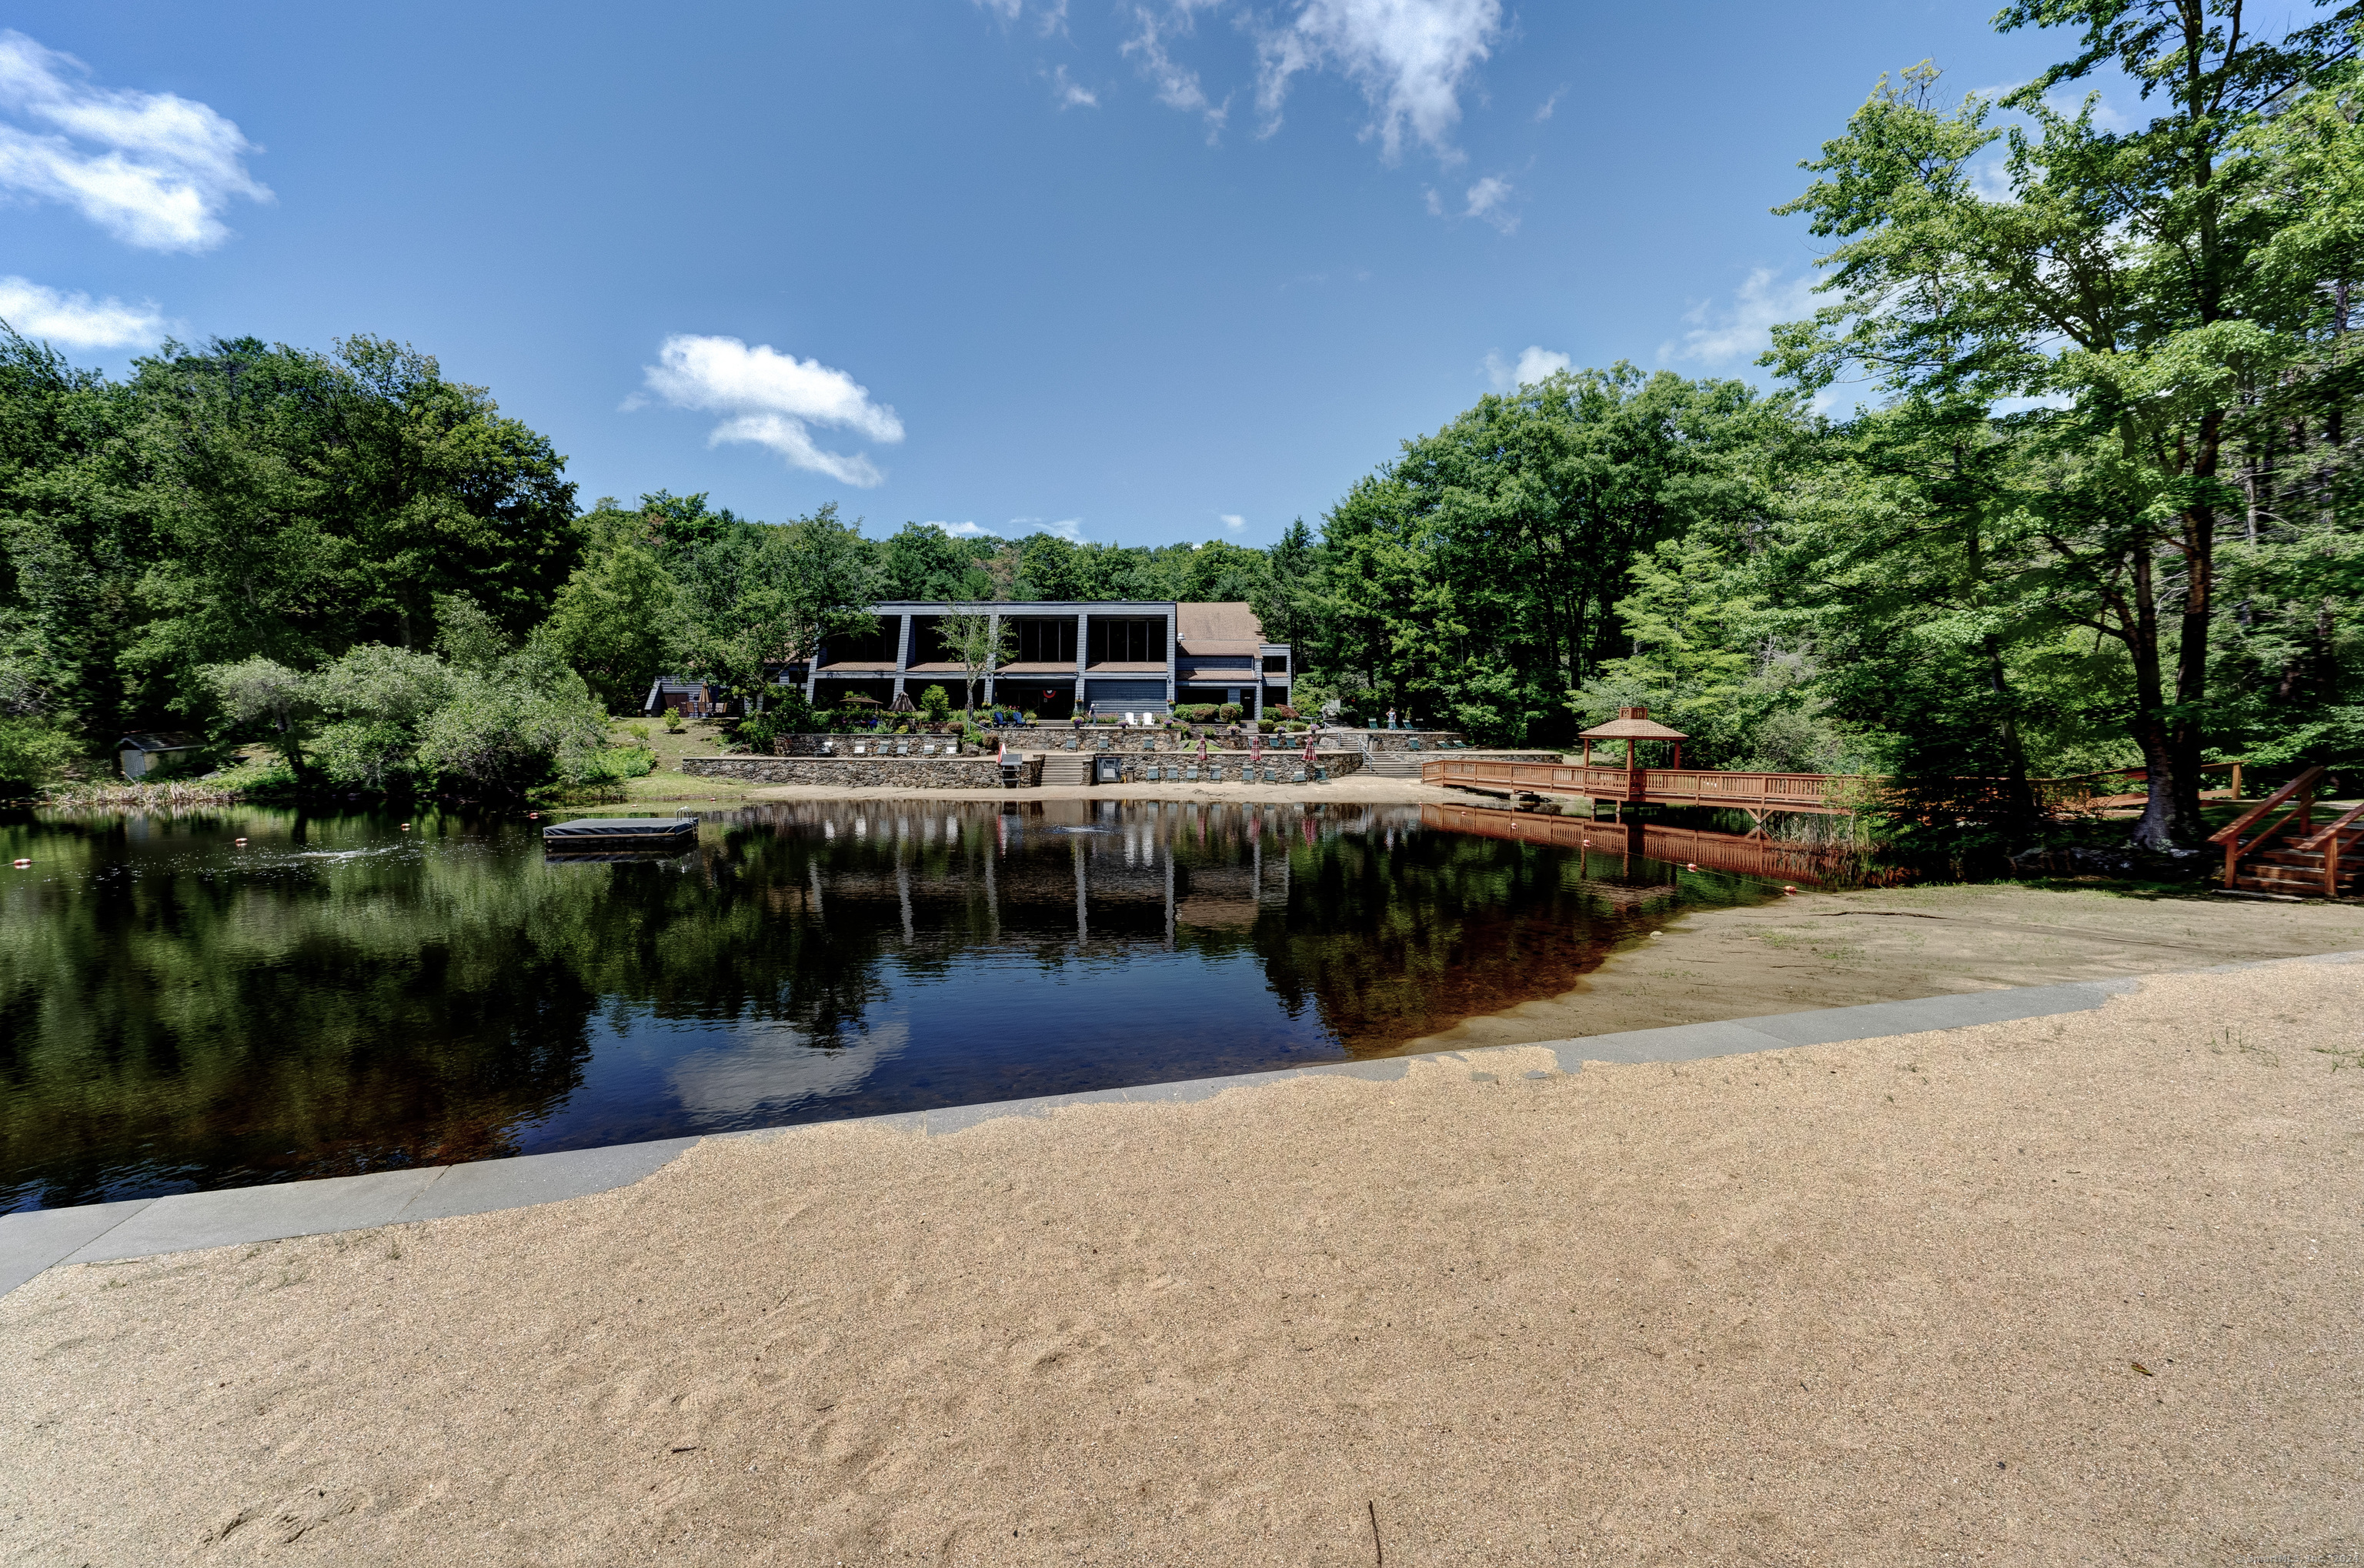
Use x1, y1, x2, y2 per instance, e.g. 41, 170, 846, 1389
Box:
1, 801, 1777, 1209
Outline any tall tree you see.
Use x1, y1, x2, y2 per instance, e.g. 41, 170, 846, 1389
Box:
1772, 0, 2362, 846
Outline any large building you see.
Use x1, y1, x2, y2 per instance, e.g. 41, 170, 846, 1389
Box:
790, 600, 1292, 719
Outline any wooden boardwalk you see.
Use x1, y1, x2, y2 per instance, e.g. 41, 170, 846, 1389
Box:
1422, 758, 1863, 820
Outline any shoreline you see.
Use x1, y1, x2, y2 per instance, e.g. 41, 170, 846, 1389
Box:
4, 955, 2357, 1561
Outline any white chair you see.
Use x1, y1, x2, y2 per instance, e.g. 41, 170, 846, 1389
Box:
852, 744, 866, 756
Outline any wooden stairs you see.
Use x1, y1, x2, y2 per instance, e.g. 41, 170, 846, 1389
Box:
2210, 766, 2364, 899
1036, 752, 1091, 788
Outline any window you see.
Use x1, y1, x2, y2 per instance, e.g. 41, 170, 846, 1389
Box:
1012, 618, 1077, 664
1088, 617, 1165, 665
823, 618, 895, 665
1263, 654, 1288, 674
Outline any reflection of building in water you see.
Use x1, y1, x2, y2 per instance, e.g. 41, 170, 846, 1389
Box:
707, 799, 1419, 952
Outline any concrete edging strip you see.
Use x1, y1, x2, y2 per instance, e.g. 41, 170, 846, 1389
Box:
4, 951, 2356, 1298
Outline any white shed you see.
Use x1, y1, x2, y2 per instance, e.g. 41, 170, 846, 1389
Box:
119, 732, 202, 781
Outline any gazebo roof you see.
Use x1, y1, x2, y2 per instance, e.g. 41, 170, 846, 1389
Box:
1580, 706, 1688, 742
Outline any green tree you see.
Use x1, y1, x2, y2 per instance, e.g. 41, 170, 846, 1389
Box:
538, 539, 680, 712
1771, 0, 2362, 846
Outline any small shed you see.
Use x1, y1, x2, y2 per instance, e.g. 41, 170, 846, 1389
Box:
119, 732, 202, 781
1579, 706, 1688, 770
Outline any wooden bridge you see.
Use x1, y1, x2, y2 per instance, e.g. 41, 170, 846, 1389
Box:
1420, 757, 1863, 824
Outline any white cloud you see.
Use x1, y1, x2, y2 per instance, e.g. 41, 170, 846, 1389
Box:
930, 520, 995, 536
1482, 345, 1569, 391
970, 0, 1069, 34
639, 334, 904, 489
0, 31, 269, 252
1048, 64, 1098, 109
1220, 512, 1245, 532
1664, 268, 1821, 366
1041, 517, 1084, 540
1123, 3, 1230, 139
1461, 172, 1514, 232
0, 275, 168, 348
1255, 0, 1502, 164
1533, 86, 1564, 123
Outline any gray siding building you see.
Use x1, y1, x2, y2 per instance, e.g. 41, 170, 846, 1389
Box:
790, 600, 1293, 719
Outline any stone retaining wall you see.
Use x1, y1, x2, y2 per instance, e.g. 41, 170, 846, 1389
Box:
767, 726, 1337, 757
680, 750, 1368, 788
683, 756, 1033, 789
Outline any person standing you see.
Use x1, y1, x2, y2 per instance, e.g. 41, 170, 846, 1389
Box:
1387, 706, 1397, 730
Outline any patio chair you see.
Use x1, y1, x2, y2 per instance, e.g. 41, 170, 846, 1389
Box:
1264, 767, 1278, 783
1407, 738, 1423, 751
1122, 712, 1135, 727
1064, 738, 1080, 751
1144, 766, 1161, 781
1180, 766, 1197, 781
851, 744, 866, 756
1290, 769, 1306, 784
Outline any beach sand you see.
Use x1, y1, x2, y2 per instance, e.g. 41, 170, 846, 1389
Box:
4, 957, 2359, 1564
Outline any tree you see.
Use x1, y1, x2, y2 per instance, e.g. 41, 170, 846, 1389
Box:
1771, 1, 2364, 847
938, 609, 1014, 713
538, 540, 680, 712
200, 656, 312, 772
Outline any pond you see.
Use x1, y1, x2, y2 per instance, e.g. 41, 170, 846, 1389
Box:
0, 800, 1795, 1212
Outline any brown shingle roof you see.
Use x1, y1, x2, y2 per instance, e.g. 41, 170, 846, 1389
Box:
1175, 602, 1262, 655
1579, 706, 1688, 741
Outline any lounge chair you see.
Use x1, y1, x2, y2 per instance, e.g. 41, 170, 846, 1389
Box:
1182, 767, 1199, 781
851, 744, 866, 756
1144, 766, 1161, 781
1064, 738, 1080, 750
1290, 769, 1306, 783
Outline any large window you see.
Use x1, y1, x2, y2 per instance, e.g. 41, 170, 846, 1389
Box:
1087, 617, 1165, 665
822, 617, 896, 665
1012, 618, 1077, 664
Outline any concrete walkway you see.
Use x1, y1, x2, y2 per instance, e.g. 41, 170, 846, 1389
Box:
6, 956, 2354, 1299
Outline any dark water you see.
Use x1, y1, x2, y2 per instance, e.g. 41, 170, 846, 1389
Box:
0, 800, 1784, 1211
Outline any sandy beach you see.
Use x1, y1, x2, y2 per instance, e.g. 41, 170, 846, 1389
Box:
4, 952, 2359, 1564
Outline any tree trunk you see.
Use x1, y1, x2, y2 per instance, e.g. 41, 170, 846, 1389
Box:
2128, 545, 2210, 849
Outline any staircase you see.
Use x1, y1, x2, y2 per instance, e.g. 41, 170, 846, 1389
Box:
1362, 752, 1428, 779
2212, 766, 2364, 899
1037, 752, 1091, 787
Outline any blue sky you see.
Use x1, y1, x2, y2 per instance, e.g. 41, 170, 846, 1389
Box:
4, 1, 2065, 549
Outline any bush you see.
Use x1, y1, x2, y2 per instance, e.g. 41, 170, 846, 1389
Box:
1217, 703, 1244, 722
919, 684, 951, 723
1174, 703, 1220, 723
1271, 704, 1301, 721
0, 717, 77, 791
663, 706, 685, 733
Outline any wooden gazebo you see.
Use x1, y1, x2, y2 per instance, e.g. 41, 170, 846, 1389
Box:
1579, 706, 1686, 771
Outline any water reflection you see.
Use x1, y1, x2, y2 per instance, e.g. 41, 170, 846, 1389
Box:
1, 800, 1781, 1209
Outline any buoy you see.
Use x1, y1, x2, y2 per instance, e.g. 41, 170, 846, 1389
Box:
1783, 884, 1799, 895
527, 812, 539, 819
234, 837, 248, 846
1685, 861, 1698, 871
400, 822, 412, 830
11, 859, 29, 869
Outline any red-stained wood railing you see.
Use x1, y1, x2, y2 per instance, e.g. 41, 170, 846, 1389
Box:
2208, 765, 2326, 889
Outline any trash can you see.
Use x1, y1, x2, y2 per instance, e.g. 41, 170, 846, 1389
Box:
1094, 754, 1121, 786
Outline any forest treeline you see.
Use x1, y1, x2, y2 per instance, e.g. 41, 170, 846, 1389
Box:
2, 0, 2360, 844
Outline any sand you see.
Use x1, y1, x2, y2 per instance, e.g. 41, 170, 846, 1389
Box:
5, 957, 2360, 1564
1415, 883, 2364, 1052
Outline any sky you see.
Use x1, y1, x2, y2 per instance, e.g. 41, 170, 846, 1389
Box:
2, 1, 2076, 549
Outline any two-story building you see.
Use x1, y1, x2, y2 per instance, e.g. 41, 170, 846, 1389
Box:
781, 600, 1293, 720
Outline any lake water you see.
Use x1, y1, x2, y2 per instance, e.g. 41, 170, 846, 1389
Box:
0, 800, 1789, 1211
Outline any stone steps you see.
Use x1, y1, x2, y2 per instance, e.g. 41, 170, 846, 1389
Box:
1037, 755, 1092, 787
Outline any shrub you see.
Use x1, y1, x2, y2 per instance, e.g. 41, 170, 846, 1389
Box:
663, 706, 685, 733
1174, 703, 1220, 723
1271, 704, 1301, 721
0, 717, 77, 791
919, 685, 952, 723
626, 722, 652, 744
1217, 703, 1244, 722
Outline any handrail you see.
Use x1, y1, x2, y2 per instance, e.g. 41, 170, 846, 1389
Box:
2209, 766, 2326, 846
2299, 797, 2364, 853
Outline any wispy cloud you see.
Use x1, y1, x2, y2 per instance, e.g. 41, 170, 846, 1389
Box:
1461, 173, 1514, 232
1254, 0, 1502, 164
930, 520, 995, 536
1482, 345, 1569, 391
0, 31, 269, 252
638, 335, 904, 488
1663, 269, 1820, 366
970, 0, 1070, 35
1047, 64, 1098, 109
1123, 3, 1230, 140
0, 275, 168, 348
1220, 512, 1246, 532
1532, 85, 1564, 123
1040, 517, 1084, 540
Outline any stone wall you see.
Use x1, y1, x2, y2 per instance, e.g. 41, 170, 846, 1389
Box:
768, 726, 1337, 758
1354, 729, 1468, 753
683, 756, 1035, 789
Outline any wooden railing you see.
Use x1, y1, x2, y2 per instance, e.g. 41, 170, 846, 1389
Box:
2208, 765, 2326, 889
2297, 799, 2364, 899
1421, 758, 1866, 816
